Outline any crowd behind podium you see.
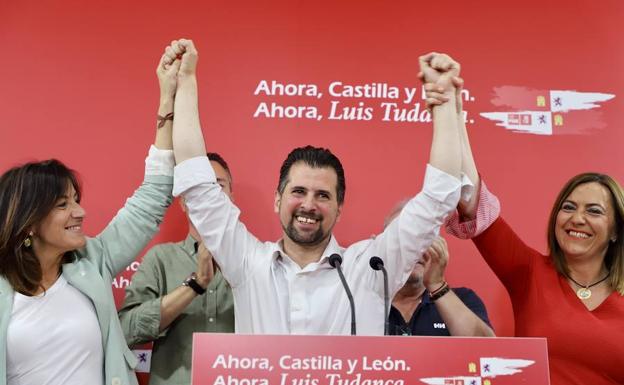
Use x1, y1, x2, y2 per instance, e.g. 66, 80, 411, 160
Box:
1, 40, 622, 385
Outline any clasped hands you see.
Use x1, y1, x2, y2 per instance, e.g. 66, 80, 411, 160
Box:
418, 52, 463, 113
157, 39, 199, 100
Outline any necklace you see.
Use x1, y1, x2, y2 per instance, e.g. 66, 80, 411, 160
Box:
566, 272, 610, 300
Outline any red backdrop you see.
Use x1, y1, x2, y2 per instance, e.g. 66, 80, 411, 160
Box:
2, 0, 623, 382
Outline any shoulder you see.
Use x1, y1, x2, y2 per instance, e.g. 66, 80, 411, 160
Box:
344, 238, 373, 254
140, 240, 189, 267
144, 241, 186, 257
451, 287, 483, 301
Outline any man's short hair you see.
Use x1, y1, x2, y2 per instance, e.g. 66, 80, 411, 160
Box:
207, 152, 232, 180
277, 145, 346, 205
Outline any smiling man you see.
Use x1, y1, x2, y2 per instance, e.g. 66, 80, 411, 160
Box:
168, 39, 469, 335
118, 152, 235, 385
274, 147, 345, 268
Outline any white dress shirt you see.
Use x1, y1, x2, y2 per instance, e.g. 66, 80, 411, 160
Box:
173, 157, 463, 335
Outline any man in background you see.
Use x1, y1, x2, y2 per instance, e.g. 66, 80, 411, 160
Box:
119, 153, 235, 385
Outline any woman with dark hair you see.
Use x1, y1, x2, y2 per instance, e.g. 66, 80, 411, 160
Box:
422, 62, 624, 384
0, 44, 179, 385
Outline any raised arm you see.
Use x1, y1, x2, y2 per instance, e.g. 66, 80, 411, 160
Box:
154, 47, 180, 150
423, 76, 481, 220
168, 39, 263, 288
82, 48, 175, 277
169, 39, 206, 163
372, 53, 465, 296
454, 78, 480, 218
119, 48, 206, 344
419, 52, 462, 179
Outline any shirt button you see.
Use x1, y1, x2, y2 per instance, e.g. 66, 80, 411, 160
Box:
209, 317, 214, 322
111, 378, 121, 385
209, 289, 214, 294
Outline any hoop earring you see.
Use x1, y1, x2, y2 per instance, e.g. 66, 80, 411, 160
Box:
23, 231, 33, 248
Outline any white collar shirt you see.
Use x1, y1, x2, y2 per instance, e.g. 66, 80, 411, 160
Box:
173, 157, 465, 335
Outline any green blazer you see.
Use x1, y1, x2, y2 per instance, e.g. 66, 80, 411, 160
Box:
0, 173, 172, 385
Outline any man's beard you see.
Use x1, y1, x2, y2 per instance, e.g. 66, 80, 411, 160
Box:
283, 212, 328, 246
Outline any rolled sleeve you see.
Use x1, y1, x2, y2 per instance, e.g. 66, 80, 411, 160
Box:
445, 179, 500, 239
145, 145, 175, 177
118, 250, 168, 346
122, 298, 163, 346
421, 164, 464, 206
173, 156, 217, 197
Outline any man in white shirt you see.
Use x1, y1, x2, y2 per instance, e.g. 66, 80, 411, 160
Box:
167, 39, 469, 335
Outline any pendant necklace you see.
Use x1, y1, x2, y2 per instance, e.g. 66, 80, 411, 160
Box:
566, 272, 610, 300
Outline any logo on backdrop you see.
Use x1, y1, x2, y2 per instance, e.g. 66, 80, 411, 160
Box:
480, 86, 615, 135
419, 357, 535, 385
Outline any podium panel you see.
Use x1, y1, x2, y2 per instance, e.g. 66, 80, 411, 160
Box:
192, 334, 549, 385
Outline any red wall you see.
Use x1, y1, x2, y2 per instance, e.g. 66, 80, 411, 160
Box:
2, 0, 623, 381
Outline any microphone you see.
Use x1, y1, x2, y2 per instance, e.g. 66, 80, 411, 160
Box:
369, 256, 390, 335
329, 253, 356, 335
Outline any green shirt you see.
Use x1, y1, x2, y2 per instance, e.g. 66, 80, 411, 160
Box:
118, 235, 234, 385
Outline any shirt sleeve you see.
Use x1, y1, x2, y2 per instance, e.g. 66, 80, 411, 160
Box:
372, 164, 464, 297
173, 156, 264, 288
83, 146, 174, 278
145, 145, 175, 177
445, 179, 501, 239
118, 247, 167, 347
473, 217, 537, 296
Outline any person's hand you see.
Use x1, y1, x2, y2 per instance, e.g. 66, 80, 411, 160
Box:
422, 237, 449, 292
195, 242, 214, 289
418, 52, 460, 93
157, 43, 182, 101
161, 38, 198, 77
177, 39, 198, 77
421, 76, 464, 112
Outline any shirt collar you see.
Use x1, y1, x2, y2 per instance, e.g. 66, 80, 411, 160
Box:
421, 290, 433, 305
271, 234, 342, 266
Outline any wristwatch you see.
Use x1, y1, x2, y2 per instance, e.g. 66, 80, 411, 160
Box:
182, 272, 206, 295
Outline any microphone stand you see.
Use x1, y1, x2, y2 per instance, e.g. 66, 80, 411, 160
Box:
369, 256, 389, 335
329, 253, 356, 335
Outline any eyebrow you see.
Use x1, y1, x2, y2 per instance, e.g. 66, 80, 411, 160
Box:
290, 185, 332, 195
564, 199, 606, 210
57, 194, 78, 202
